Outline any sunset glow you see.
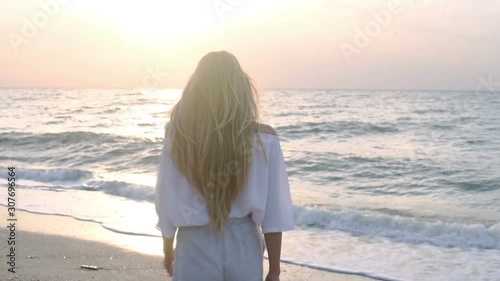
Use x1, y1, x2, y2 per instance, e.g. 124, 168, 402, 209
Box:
79, 1, 214, 42
1, 0, 499, 90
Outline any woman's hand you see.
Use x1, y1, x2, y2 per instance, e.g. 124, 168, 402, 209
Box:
162, 236, 175, 276
163, 249, 174, 276
265, 272, 280, 281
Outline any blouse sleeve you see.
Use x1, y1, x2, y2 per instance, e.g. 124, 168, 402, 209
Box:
155, 140, 177, 238
261, 136, 295, 234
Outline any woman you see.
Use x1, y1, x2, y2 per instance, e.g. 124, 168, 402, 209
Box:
155, 51, 294, 281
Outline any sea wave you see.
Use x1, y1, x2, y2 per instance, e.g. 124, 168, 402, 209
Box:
81, 180, 154, 202
15, 168, 93, 182
294, 206, 500, 249
0, 131, 162, 168
277, 121, 399, 138
0, 131, 158, 147
12, 170, 499, 251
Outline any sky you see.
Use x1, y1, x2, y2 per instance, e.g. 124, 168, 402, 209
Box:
1, 0, 499, 90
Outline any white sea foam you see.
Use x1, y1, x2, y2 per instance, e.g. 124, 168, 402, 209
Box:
8, 166, 500, 250
82, 180, 155, 202
14, 167, 93, 182
1, 188, 500, 281
295, 206, 500, 249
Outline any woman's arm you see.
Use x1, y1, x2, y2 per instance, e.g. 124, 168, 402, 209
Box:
264, 232, 282, 281
261, 125, 294, 281
162, 236, 175, 276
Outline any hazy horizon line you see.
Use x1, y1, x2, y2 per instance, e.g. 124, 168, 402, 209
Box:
0, 87, 498, 93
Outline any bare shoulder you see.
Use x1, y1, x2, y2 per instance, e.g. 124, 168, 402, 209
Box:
164, 121, 172, 137
258, 123, 278, 136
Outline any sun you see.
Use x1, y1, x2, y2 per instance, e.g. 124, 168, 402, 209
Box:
83, 0, 215, 43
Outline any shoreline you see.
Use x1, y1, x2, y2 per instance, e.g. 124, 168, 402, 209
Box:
0, 208, 376, 280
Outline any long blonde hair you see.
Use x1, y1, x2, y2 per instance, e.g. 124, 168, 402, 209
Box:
168, 51, 260, 233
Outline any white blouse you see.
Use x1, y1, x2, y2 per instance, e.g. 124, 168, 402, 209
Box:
155, 133, 295, 238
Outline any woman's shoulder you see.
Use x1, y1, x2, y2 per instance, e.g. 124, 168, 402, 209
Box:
258, 123, 278, 136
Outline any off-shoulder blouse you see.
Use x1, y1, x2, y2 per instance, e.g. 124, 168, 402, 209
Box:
155, 133, 295, 238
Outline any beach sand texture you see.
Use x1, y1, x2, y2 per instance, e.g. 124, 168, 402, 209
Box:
0, 209, 375, 281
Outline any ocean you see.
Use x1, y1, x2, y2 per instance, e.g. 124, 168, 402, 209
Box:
1, 88, 499, 281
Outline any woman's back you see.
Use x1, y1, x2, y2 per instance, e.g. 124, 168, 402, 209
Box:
155, 51, 294, 281
155, 129, 294, 237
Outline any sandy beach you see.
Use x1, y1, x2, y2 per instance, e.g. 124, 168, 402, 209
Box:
0, 208, 376, 281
